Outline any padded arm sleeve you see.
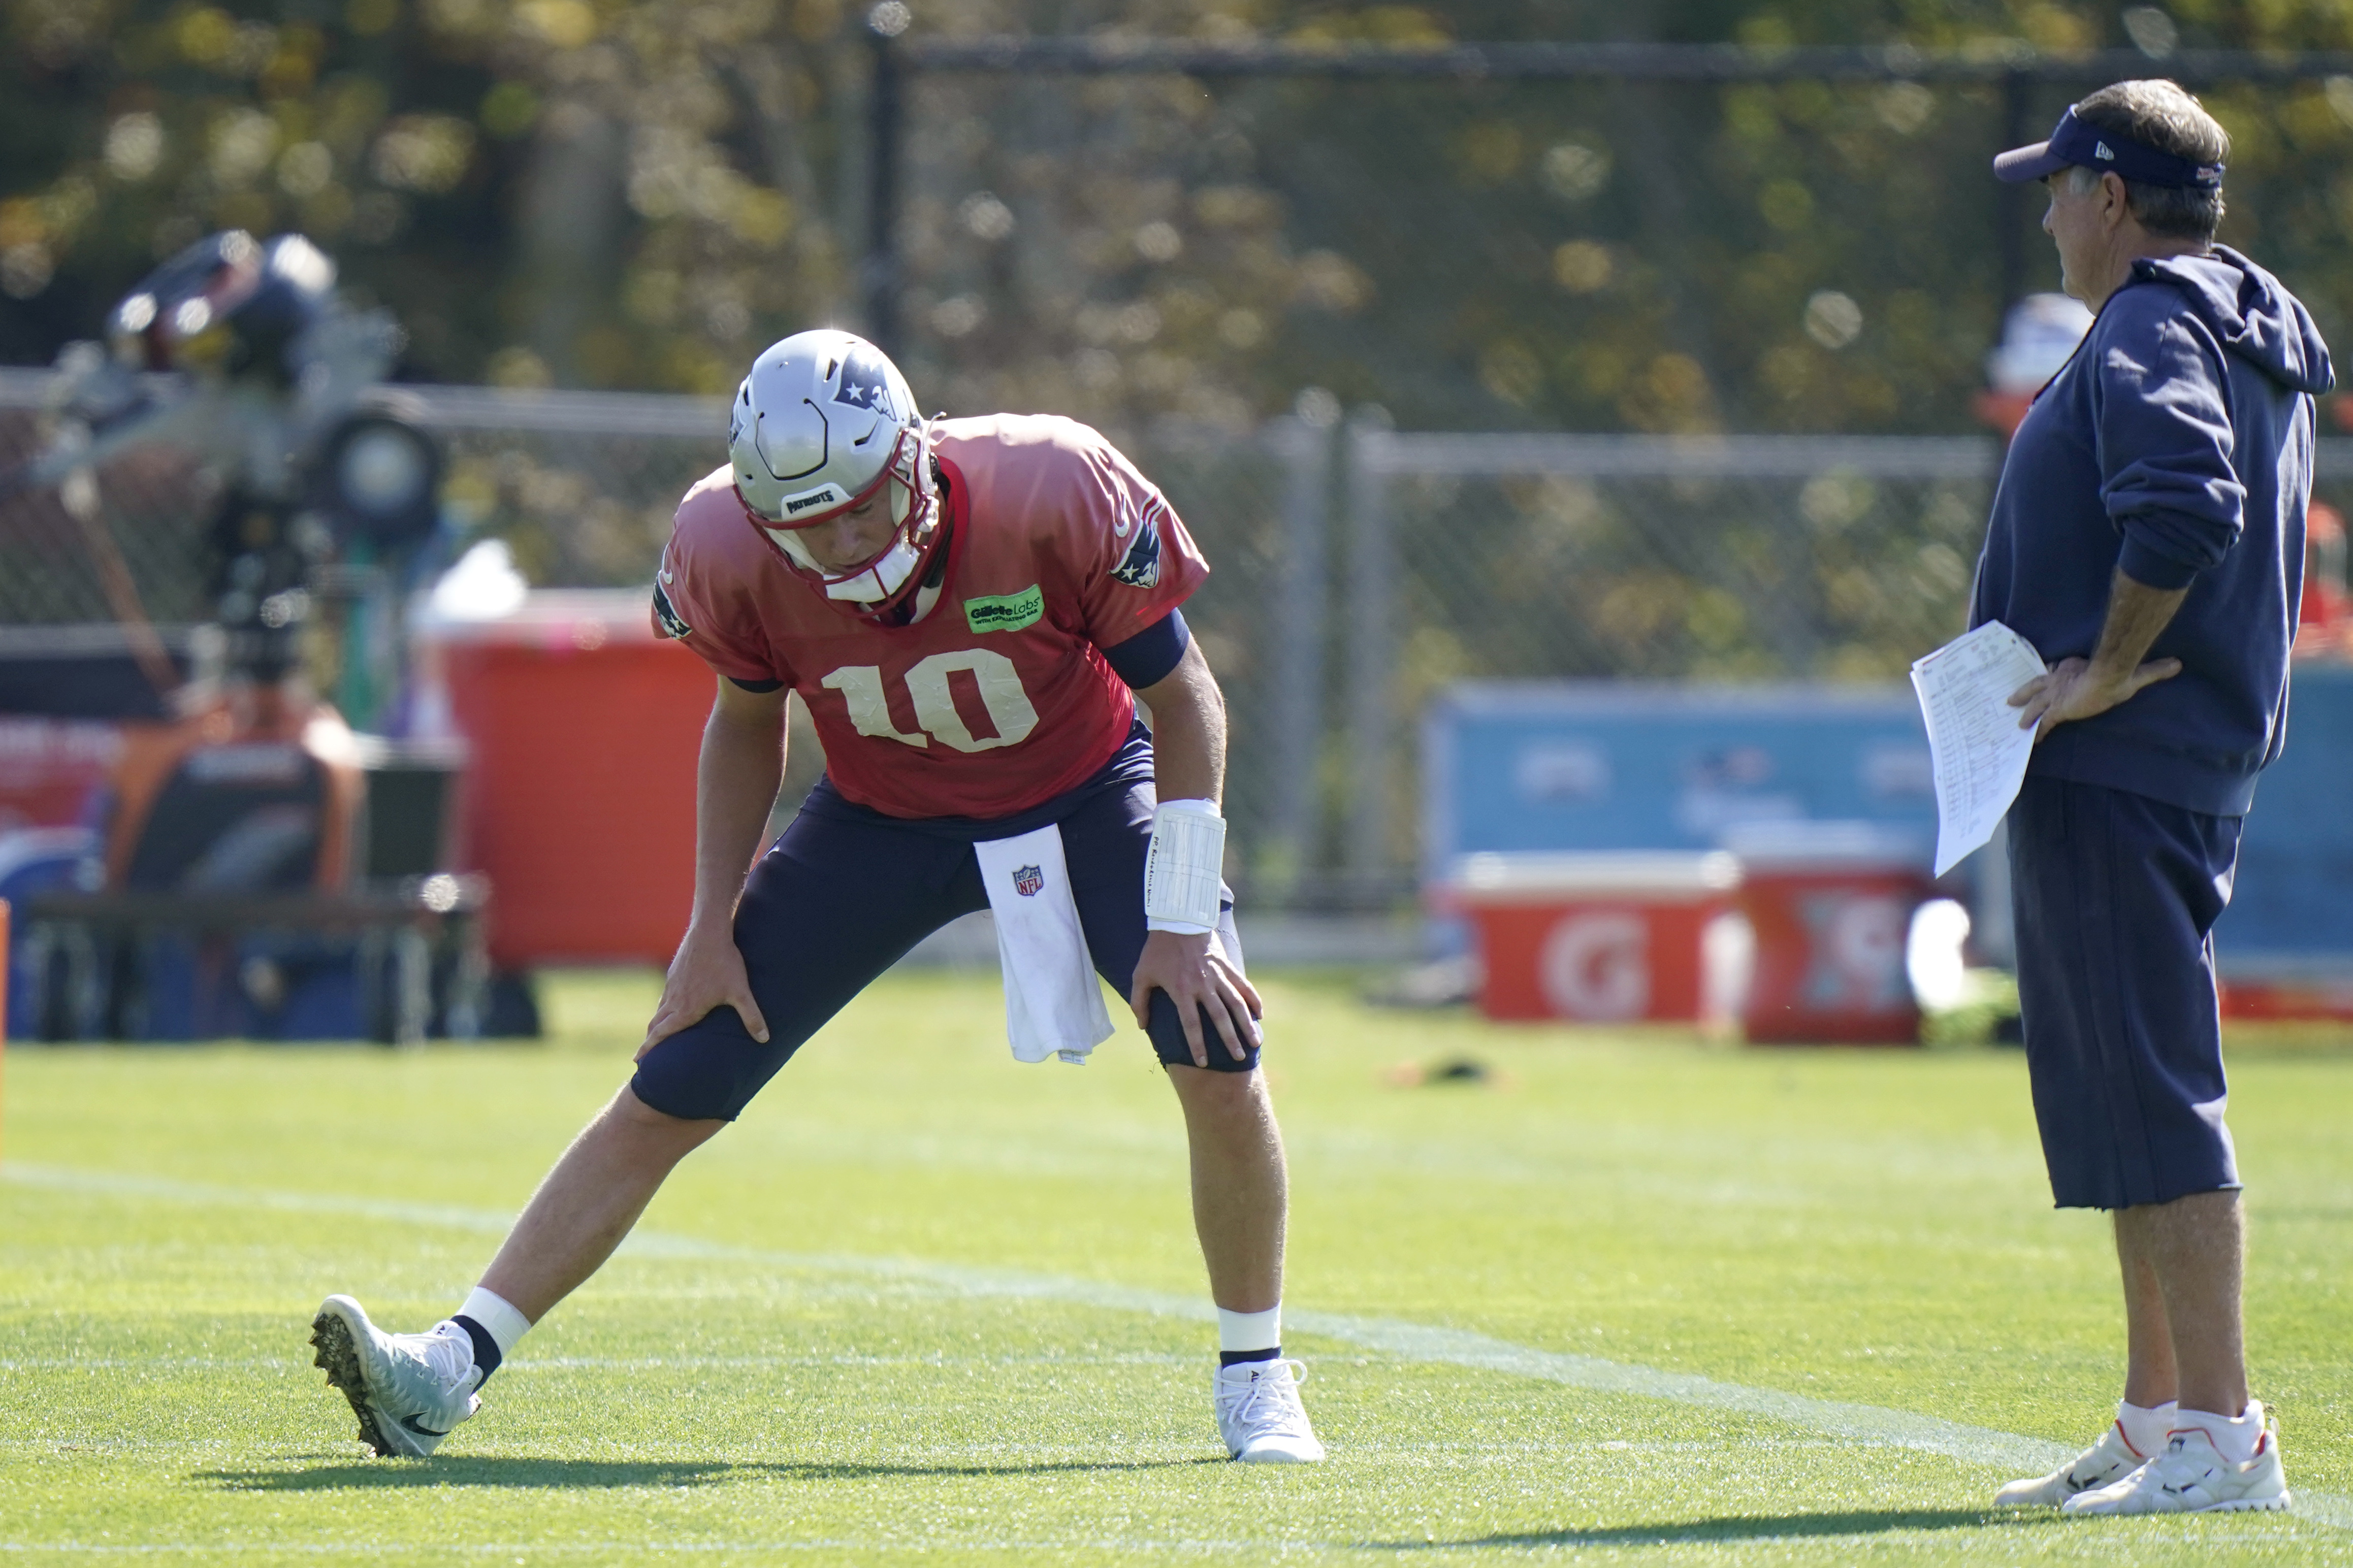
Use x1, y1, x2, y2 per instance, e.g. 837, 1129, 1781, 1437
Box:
1101, 610, 1191, 690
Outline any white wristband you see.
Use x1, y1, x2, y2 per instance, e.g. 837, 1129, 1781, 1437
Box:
1144, 798, 1226, 934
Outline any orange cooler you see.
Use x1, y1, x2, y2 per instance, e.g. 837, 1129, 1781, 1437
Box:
424, 592, 712, 968
1727, 823, 1932, 1045
1454, 851, 1741, 1023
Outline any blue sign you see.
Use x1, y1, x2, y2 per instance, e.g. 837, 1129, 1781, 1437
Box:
1422, 681, 1940, 878
2216, 662, 2353, 975
1423, 672, 2353, 982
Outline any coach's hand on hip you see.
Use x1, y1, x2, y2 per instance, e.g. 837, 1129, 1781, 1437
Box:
1132, 929, 1262, 1067
2009, 652, 2183, 741
2008, 565, 2190, 742
640, 922, 771, 1059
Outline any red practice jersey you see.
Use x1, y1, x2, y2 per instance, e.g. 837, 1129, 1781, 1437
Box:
656, 413, 1208, 820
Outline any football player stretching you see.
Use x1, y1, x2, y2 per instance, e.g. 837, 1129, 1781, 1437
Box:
310, 331, 1322, 1465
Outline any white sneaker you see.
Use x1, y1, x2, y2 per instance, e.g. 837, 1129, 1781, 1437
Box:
310, 1295, 482, 1458
2062, 1406, 2292, 1516
1993, 1419, 2153, 1507
1213, 1358, 1325, 1463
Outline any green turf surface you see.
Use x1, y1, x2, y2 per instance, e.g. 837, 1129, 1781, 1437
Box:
3, 969, 2349, 1564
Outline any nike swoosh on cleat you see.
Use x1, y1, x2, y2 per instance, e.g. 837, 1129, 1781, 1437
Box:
399, 1414, 450, 1438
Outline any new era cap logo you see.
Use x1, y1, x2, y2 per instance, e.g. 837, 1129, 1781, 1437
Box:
2096, 142, 2115, 160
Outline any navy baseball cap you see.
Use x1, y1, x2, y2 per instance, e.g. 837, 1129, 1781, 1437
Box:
1993, 106, 2224, 189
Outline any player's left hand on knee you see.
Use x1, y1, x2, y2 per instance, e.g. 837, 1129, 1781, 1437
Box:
1131, 930, 1263, 1067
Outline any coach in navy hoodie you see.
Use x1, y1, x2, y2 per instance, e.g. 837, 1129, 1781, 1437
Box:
1975, 82, 2326, 1518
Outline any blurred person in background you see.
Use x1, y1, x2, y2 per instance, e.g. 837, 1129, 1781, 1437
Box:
1977, 80, 2329, 1516
309, 330, 1324, 1467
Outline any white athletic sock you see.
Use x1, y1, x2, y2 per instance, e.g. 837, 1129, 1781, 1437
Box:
2176, 1399, 2264, 1463
2117, 1397, 2177, 1458
1217, 1304, 1281, 1356
457, 1286, 534, 1358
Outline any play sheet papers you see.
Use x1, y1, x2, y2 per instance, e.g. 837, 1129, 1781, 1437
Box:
1910, 622, 2049, 876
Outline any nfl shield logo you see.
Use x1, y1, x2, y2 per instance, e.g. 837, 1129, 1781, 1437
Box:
1012, 864, 1045, 897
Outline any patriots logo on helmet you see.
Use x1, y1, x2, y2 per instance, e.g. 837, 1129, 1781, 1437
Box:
1109, 505, 1163, 589
1012, 864, 1045, 897
833, 345, 895, 419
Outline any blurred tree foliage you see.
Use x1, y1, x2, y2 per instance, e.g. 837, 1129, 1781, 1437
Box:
4, 0, 2353, 438
0, 0, 856, 390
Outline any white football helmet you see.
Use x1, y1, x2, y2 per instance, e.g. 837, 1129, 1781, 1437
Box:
728, 330, 943, 615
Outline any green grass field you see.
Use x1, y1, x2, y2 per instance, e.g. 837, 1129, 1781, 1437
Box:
4, 968, 2351, 1564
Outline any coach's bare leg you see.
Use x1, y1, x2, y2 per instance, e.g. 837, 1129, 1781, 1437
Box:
2114, 1211, 2179, 1410
1167, 1065, 1286, 1313
2115, 1190, 2247, 1417
476, 1086, 726, 1322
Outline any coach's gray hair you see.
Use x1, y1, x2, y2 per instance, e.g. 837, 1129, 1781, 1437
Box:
2070, 79, 2229, 242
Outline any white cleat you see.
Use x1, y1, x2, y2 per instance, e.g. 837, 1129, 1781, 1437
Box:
1993, 1420, 2153, 1507
2061, 1407, 2292, 1516
1214, 1358, 1325, 1464
309, 1294, 482, 1458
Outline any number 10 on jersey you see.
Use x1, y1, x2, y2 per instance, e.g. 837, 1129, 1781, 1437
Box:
819, 649, 1042, 754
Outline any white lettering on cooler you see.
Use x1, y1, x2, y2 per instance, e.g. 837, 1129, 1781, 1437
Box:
1540, 910, 1650, 1021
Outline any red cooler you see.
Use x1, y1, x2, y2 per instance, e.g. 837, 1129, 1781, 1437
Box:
1727, 822, 1932, 1045
421, 592, 712, 968
2218, 971, 2353, 1022
1453, 851, 1741, 1023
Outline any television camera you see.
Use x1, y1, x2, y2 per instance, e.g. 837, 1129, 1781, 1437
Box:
0, 231, 489, 1043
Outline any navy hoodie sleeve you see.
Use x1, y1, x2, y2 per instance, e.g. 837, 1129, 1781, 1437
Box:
2094, 290, 2246, 590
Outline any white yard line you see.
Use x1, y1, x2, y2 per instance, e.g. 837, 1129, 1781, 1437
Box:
5, 1544, 1284, 1557
4, 1544, 1273, 1557
7, 1160, 2345, 1531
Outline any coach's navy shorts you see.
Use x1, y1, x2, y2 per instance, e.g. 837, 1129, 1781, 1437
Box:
2008, 774, 2243, 1211
631, 739, 1253, 1122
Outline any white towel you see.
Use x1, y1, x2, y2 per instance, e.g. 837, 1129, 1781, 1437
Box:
973, 824, 1114, 1065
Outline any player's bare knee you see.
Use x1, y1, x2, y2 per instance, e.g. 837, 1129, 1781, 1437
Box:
606, 1085, 726, 1159
1166, 1062, 1268, 1117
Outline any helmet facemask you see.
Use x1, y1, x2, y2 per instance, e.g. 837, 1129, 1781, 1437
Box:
737, 422, 944, 616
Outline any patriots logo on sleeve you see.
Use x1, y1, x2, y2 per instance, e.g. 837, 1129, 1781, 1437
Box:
832, 345, 895, 420
652, 580, 692, 639
1109, 502, 1164, 589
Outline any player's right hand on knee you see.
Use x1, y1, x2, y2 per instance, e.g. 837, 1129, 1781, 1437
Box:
639, 924, 770, 1058
1131, 929, 1262, 1067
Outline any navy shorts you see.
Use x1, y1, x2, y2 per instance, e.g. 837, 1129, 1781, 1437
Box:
2008, 774, 2243, 1210
631, 772, 1253, 1122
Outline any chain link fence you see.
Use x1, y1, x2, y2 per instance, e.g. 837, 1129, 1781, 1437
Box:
0, 400, 212, 630
1332, 431, 2001, 897
7, 374, 2348, 908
